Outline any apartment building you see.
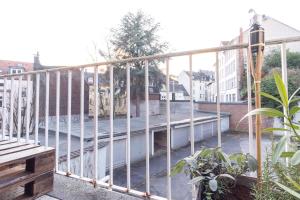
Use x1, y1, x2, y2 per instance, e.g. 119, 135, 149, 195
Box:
178, 70, 214, 102
218, 15, 300, 102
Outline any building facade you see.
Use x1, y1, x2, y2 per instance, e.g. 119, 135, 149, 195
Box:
178, 70, 214, 102
218, 15, 300, 102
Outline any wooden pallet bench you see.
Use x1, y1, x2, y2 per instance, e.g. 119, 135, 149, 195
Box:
0, 140, 55, 200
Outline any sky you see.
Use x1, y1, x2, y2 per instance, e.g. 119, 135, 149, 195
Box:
1, 0, 300, 75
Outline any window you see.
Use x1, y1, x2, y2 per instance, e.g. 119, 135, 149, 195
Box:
22, 88, 27, 97
232, 94, 236, 102
10, 68, 24, 74
0, 96, 3, 107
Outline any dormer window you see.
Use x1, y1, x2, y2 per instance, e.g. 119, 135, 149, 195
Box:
10, 68, 24, 74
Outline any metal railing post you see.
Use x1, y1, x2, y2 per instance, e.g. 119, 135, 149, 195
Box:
2, 78, 7, 140
216, 52, 221, 147
93, 66, 99, 181
56, 71, 60, 172
34, 74, 40, 145
17, 76, 22, 141
126, 63, 131, 190
80, 68, 85, 178
246, 51, 254, 155
166, 58, 171, 200
281, 43, 289, 154
45, 72, 49, 147
145, 60, 150, 195
109, 65, 114, 187
189, 55, 195, 155
25, 74, 31, 142
67, 70, 72, 174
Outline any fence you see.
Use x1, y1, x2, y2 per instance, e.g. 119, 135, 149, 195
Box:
1, 36, 300, 199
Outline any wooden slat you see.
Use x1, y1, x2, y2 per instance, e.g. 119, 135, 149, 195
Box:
0, 143, 29, 151
0, 140, 17, 145
0, 164, 25, 179
0, 144, 39, 156
0, 170, 53, 193
0, 146, 54, 168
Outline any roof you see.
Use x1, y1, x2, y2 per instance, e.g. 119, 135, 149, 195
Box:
0, 60, 33, 74
220, 15, 300, 46
168, 82, 189, 96
184, 70, 214, 81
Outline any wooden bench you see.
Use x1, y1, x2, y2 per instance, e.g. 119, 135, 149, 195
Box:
0, 140, 55, 200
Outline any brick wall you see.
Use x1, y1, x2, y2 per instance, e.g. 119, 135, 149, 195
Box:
196, 102, 273, 132
39, 69, 89, 117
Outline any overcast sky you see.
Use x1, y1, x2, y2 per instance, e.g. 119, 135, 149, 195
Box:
1, 0, 300, 75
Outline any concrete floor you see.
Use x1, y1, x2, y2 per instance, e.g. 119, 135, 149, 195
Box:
44, 132, 273, 200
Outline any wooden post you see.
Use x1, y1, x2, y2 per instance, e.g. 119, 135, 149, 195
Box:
248, 25, 265, 184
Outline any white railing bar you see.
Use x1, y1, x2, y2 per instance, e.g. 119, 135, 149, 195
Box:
166, 58, 171, 200
246, 51, 254, 155
94, 66, 99, 181
126, 63, 131, 190
67, 70, 72, 174
189, 55, 195, 155
17, 76, 22, 141
34, 74, 40, 145
2, 77, 7, 140
45, 72, 49, 147
9, 77, 15, 140
281, 43, 289, 155
145, 60, 150, 195
80, 68, 84, 178
55, 71, 60, 172
216, 53, 221, 147
2, 36, 300, 78
109, 65, 114, 187
25, 74, 31, 142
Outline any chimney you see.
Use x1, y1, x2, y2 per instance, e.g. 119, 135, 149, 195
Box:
33, 51, 41, 70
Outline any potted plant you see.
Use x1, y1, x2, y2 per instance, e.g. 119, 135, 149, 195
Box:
241, 71, 300, 199
171, 147, 257, 200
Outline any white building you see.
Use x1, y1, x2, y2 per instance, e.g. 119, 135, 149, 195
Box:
218, 15, 300, 102
178, 70, 214, 102
0, 60, 34, 133
160, 80, 189, 101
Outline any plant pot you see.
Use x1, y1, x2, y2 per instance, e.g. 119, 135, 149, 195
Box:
224, 175, 256, 200
196, 175, 256, 200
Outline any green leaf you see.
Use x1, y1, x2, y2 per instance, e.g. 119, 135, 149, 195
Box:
260, 91, 283, 105
288, 87, 300, 103
188, 176, 205, 184
239, 108, 285, 125
246, 154, 258, 172
209, 179, 218, 192
274, 181, 300, 199
200, 148, 213, 158
280, 151, 295, 158
289, 97, 300, 105
272, 135, 288, 164
216, 174, 235, 182
262, 127, 290, 133
291, 150, 300, 166
290, 106, 300, 116
171, 160, 185, 176
284, 175, 300, 191
273, 71, 289, 108
217, 150, 231, 166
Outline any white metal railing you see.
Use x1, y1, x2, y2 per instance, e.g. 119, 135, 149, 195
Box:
0, 36, 300, 200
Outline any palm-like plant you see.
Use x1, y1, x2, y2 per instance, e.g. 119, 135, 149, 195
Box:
171, 147, 257, 200
240, 71, 300, 199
